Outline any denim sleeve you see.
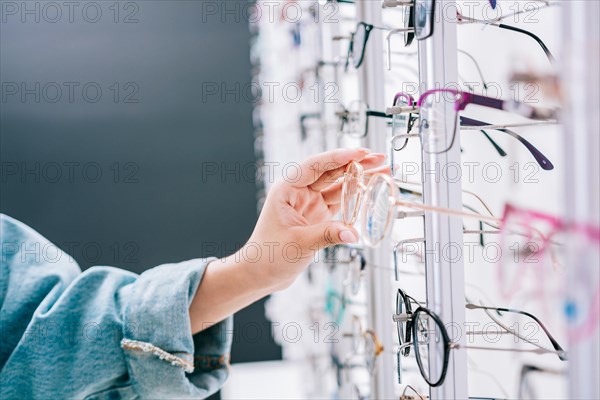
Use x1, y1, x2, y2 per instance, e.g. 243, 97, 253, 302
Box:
0, 214, 233, 399
119, 260, 233, 399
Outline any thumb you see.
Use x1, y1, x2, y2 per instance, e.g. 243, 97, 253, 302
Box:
299, 221, 360, 250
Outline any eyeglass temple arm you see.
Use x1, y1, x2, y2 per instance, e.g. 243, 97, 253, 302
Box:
459, 116, 508, 157
462, 204, 487, 246
459, 116, 554, 170
386, 28, 415, 70
498, 23, 555, 63
518, 364, 565, 399
367, 110, 393, 119
394, 176, 500, 226
452, 343, 563, 357
466, 92, 559, 121
393, 238, 425, 280
395, 200, 501, 224
457, 49, 489, 90
466, 303, 568, 361
456, 13, 555, 63
455, 51, 508, 157
480, 130, 507, 157
300, 113, 322, 140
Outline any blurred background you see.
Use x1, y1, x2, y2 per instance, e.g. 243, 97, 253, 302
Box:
0, 2, 280, 399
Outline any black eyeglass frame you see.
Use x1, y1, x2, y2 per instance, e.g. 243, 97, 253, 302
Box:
345, 22, 390, 71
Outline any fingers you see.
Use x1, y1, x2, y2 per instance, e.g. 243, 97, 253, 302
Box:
308, 153, 386, 192
364, 164, 392, 177
292, 148, 371, 188
328, 203, 341, 216
321, 182, 343, 205
296, 221, 360, 250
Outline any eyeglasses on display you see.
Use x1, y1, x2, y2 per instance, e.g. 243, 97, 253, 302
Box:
343, 315, 384, 376
300, 113, 322, 140
345, 22, 391, 70
325, 245, 367, 295
392, 289, 567, 387
336, 101, 391, 138
325, 280, 355, 326
387, 92, 555, 169
394, 289, 538, 359
496, 204, 599, 302
390, 89, 558, 154
518, 364, 566, 399
456, 10, 555, 63
383, 0, 556, 62
400, 383, 507, 400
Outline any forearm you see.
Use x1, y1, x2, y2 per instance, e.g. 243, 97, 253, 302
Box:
189, 250, 281, 335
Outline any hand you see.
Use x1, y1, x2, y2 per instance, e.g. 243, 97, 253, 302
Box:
246, 148, 386, 290
190, 148, 387, 333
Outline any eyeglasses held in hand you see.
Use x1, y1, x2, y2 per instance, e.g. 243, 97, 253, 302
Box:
341, 162, 500, 246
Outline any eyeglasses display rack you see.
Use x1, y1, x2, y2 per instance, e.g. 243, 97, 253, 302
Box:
251, 1, 600, 399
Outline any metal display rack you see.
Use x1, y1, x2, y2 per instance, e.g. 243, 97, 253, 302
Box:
253, 1, 600, 399
416, 5, 469, 399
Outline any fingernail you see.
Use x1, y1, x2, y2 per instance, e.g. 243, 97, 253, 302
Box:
370, 153, 386, 158
340, 230, 359, 244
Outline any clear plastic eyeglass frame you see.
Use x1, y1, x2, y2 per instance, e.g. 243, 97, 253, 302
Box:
341, 161, 500, 247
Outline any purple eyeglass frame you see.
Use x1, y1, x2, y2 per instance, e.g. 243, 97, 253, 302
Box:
391, 91, 555, 170
417, 89, 559, 121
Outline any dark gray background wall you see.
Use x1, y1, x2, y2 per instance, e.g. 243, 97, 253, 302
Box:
0, 0, 281, 383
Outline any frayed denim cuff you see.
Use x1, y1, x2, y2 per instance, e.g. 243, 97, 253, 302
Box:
119, 258, 233, 399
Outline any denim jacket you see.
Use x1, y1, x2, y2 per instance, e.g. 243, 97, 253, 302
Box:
0, 214, 233, 399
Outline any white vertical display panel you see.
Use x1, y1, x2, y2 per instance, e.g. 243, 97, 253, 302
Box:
418, 1, 468, 399
563, 1, 600, 399
354, 2, 396, 399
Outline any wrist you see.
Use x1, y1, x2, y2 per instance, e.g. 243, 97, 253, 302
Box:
218, 245, 283, 296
